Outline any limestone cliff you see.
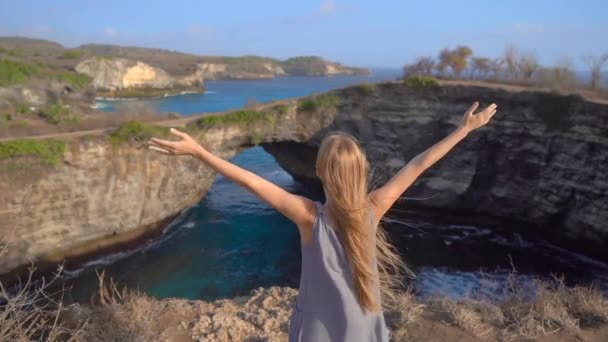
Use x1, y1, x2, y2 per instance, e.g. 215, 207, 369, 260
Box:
75, 58, 204, 96
0, 104, 332, 276
198, 62, 285, 80
1, 81, 607, 278
198, 56, 368, 80
265, 82, 608, 260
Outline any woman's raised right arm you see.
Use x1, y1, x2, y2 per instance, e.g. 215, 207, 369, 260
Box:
149, 129, 316, 238
369, 101, 497, 219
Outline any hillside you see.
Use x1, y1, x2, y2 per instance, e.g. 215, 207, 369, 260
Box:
0, 37, 370, 78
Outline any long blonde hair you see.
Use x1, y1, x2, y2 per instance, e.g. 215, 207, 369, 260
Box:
316, 132, 407, 313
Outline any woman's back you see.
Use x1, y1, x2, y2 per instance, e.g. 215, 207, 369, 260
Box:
289, 202, 390, 342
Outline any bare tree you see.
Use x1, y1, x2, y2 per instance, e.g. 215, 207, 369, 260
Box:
470, 57, 491, 79
504, 45, 520, 80
489, 58, 505, 81
519, 53, 538, 82
582, 54, 608, 89
535, 57, 577, 91
403, 57, 435, 78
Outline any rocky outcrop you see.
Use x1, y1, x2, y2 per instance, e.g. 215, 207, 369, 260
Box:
198, 62, 285, 80
75, 58, 204, 95
198, 57, 368, 80
0, 104, 333, 276
1, 81, 607, 277
265, 83, 608, 260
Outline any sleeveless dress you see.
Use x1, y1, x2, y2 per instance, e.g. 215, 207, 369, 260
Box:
288, 202, 390, 342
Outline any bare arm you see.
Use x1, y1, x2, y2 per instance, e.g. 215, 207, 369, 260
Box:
149, 129, 316, 239
369, 102, 497, 219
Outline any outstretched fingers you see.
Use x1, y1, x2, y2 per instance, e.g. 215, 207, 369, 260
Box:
170, 127, 188, 139
466, 101, 480, 116
150, 137, 176, 149
148, 145, 172, 154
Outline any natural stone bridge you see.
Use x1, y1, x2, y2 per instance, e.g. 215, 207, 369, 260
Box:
1, 81, 607, 277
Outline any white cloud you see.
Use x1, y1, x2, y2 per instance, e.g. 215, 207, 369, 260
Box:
319, 0, 336, 16
103, 27, 118, 36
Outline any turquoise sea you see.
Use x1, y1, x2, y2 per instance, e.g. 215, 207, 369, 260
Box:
64, 70, 608, 303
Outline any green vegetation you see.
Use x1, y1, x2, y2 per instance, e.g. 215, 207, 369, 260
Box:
0, 47, 21, 56
0, 139, 66, 165
0, 58, 91, 89
109, 121, 170, 146
55, 72, 91, 89
95, 55, 114, 61
195, 110, 275, 128
39, 104, 79, 125
358, 82, 374, 95
101, 87, 200, 98
404, 75, 440, 89
252, 131, 263, 145
272, 104, 289, 114
298, 94, 341, 112
15, 103, 32, 115
283, 56, 327, 75
0, 59, 41, 86
62, 49, 84, 59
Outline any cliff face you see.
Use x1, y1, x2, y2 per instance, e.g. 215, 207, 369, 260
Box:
265, 83, 608, 259
198, 62, 285, 80
1, 81, 607, 277
198, 57, 368, 80
0, 104, 334, 276
75, 58, 204, 94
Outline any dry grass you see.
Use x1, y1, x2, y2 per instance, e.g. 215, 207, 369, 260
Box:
384, 290, 426, 339
1, 265, 607, 341
0, 266, 85, 342
427, 277, 608, 341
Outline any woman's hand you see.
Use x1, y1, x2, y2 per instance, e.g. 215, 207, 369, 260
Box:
459, 101, 497, 133
148, 128, 204, 156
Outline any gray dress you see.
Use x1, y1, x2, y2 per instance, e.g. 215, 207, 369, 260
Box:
288, 202, 390, 342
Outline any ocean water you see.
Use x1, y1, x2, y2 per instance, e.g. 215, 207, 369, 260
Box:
95, 70, 400, 115
64, 70, 608, 303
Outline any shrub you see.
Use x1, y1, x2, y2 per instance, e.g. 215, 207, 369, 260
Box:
61, 49, 84, 59
404, 75, 440, 89
109, 121, 170, 146
55, 72, 91, 89
298, 94, 340, 112
0, 138, 66, 165
15, 103, 32, 115
195, 110, 274, 128
0, 59, 41, 86
39, 104, 72, 125
358, 82, 374, 95
272, 104, 289, 114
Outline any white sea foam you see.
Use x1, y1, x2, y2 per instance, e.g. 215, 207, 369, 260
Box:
182, 221, 196, 229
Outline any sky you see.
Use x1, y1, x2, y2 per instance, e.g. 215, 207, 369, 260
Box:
0, 0, 606, 68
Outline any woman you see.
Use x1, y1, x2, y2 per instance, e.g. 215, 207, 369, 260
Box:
149, 101, 497, 341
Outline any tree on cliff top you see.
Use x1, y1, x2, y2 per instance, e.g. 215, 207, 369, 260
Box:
437, 46, 473, 78
403, 56, 435, 78
582, 54, 608, 89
